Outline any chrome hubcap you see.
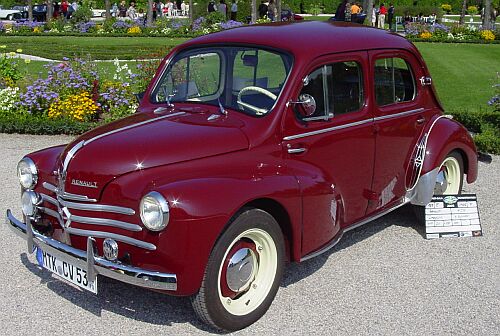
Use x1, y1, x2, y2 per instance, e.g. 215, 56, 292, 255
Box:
435, 170, 447, 194
226, 247, 257, 293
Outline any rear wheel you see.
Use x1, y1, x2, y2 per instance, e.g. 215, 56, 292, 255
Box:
7, 14, 12, 20
413, 151, 464, 222
191, 208, 285, 332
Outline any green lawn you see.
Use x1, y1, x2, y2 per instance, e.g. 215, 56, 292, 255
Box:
414, 42, 500, 113
0, 36, 188, 60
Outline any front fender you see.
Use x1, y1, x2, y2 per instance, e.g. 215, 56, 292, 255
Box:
107, 159, 301, 296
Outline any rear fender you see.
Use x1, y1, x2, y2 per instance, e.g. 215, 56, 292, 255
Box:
408, 116, 477, 206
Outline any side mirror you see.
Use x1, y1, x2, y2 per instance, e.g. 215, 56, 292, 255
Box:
289, 93, 317, 117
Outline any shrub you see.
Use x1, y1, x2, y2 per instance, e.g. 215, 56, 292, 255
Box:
467, 6, 478, 15
70, 5, 93, 25
441, 4, 452, 13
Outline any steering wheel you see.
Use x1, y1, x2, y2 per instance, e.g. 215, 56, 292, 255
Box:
237, 86, 277, 115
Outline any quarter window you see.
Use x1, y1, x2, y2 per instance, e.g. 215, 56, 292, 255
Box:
374, 57, 416, 106
297, 61, 364, 121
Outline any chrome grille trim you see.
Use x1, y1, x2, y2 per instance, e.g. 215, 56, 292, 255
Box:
58, 198, 135, 215
70, 215, 142, 232
42, 182, 97, 202
39, 207, 64, 227
65, 227, 156, 251
41, 194, 58, 206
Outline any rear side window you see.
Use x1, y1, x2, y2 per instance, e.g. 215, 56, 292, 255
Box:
374, 57, 415, 106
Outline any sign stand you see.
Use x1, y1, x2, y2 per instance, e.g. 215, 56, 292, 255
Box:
425, 194, 482, 239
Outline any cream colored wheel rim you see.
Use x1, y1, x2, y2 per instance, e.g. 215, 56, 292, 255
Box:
217, 228, 278, 316
435, 156, 461, 194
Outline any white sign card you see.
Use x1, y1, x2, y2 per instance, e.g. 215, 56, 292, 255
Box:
425, 194, 482, 239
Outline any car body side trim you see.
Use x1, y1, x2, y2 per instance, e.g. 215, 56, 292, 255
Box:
373, 108, 425, 122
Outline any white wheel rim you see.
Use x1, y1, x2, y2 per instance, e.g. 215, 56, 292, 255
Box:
435, 157, 461, 194
217, 228, 278, 316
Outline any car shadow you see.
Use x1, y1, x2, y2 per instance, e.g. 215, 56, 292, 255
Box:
19, 204, 422, 333
19, 253, 217, 333
281, 204, 424, 287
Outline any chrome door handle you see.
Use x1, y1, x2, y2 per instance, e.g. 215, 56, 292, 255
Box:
288, 148, 306, 154
416, 116, 426, 125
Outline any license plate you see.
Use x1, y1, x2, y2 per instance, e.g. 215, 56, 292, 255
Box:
36, 247, 97, 294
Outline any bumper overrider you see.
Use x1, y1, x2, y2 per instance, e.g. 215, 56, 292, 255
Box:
5, 209, 177, 291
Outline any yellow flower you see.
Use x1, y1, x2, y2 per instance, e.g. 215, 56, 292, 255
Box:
8, 51, 16, 57
419, 31, 432, 39
0, 45, 6, 49
127, 26, 142, 34
16, 49, 22, 53
480, 30, 495, 41
47, 92, 98, 121
24, 59, 31, 64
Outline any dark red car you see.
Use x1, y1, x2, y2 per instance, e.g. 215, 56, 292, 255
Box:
7, 22, 477, 331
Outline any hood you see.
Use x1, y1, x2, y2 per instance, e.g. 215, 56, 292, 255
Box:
59, 109, 248, 200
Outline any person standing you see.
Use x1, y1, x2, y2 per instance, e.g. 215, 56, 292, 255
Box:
334, 0, 348, 21
388, 3, 395, 31
230, 0, 237, 21
126, 1, 137, 19
218, 0, 227, 18
208, 0, 216, 13
258, 0, 268, 19
118, 0, 127, 17
378, 3, 387, 29
267, 0, 277, 21
61, 0, 69, 19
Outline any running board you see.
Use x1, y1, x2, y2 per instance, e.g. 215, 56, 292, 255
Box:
300, 199, 409, 262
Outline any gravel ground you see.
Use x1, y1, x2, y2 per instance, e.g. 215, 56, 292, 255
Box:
0, 133, 498, 336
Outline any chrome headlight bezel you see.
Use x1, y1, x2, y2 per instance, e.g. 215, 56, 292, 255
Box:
17, 157, 38, 189
21, 190, 41, 217
139, 191, 170, 231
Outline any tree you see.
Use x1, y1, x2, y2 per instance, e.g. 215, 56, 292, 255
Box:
105, 0, 111, 19
482, 0, 492, 29
147, 0, 153, 25
366, 0, 374, 26
27, 0, 33, 21
251, 0, 256, 23
46, 0, 53, 21
459, 0, 467, 24
189, 0, 193, 24
277, 0, 281, 21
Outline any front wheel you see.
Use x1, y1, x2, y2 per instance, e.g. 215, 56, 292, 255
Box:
413, 150, 464, 222
6, 14, 12, 20
191, 208, 285, 332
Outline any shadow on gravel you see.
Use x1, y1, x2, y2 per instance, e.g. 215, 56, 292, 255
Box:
19, 253, 218, 333
281, 204, 423, 287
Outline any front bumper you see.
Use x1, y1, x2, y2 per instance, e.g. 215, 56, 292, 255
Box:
5, 209, 177, 291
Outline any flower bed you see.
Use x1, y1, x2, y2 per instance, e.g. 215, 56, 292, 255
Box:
405, 22, 499, 43
0, 13, 245, 37
0, 50, 161, 134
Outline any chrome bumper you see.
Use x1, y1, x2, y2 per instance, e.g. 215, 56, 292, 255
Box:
5, 209, 177, 291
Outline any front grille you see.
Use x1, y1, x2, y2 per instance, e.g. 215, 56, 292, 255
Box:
38, 182, 156, 251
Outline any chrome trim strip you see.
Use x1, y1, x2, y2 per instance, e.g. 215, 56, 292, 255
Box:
63, 140, 84, 172
41, 194, 57, 206
288, 148, 306, 154
38, 207, 64, 228
42, 182, 97, 202
70, 215, 142, 232
283, 118, 373, 141
83, 112, 185, 146
65, 227, 156, 251
42, 182, 57, 193
373, 108, 424, 122
300, 198, 409, 262
57, 198, 135, 215
6, 210, 176, 290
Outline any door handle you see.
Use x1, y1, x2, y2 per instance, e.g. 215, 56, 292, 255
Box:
416, 116, 426, 125
287, 144, 307, 154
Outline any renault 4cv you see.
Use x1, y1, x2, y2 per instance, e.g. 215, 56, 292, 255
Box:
7, 21, 477, 331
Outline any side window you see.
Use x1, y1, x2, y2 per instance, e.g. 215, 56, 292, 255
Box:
297, 61, 364, 121
374, 57, 416, 106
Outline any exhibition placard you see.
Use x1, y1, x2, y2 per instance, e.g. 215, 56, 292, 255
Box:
425, 194, 482, 239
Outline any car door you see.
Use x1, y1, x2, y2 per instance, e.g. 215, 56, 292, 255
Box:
367, 50, 435, 214
282, 52, 375, 257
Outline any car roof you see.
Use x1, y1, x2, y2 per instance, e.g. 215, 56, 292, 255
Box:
183, 21, 417, 58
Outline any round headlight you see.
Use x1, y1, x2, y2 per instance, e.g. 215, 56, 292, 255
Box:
17, 157, 38, 189
140, 191, 170, 231
21, 190, 41, 217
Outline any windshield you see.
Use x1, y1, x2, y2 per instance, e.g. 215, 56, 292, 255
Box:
151, 46, 293, 116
